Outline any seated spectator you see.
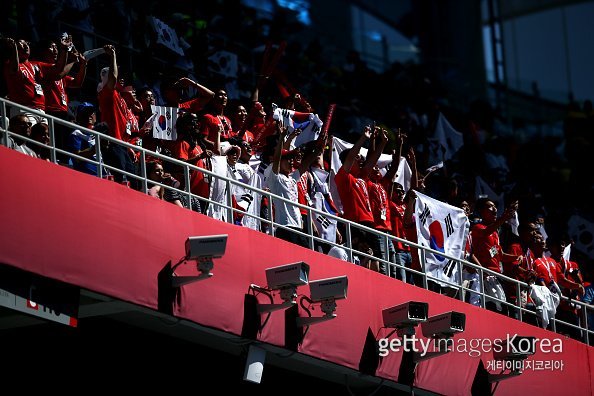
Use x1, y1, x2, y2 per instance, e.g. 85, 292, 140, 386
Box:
7, 114, 38, 157
67, 102, 103, 176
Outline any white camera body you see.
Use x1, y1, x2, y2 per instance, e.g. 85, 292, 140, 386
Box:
382, 301, 428, 328
421, 311, 466, 338
309, 276, 348, 302
265, 262, 310, 290
185, 235, 228, 260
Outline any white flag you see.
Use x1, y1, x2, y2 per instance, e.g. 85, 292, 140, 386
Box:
331, 136, 411, 187
150, 105, 178, 141
428, 112, 464, 165
150, 17, 184, 56
272, 106, 323, 148
414, 191, 469, 287
562, 244, 571, 262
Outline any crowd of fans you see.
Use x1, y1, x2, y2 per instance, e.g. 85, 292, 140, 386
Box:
1, 2, 594, 343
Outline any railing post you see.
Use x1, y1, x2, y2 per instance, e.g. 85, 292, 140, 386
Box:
516, 281, 523, 322
458, 261, 464, 302
479, 268, 486, 309
307, 206, 314, 250
269, 191, 275, 237
48, 117, 57, 164
420, 249, 428, 290
226, 179, 234, 224
184, 164, 191, 210
584, 306, 590, 345
95, 135, 103, 178
140, 150, 147, 194
345, 222, 353, 264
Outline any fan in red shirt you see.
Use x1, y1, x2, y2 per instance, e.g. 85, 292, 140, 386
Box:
2, 37, 67, 125
335, 125, 385, 272
96, 45, 139, 187
471, 198, 522, 314
201, 89, 235, 145
171, 112, 212, 206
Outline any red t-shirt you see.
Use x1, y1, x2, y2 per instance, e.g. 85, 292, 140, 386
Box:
41, 74, 74, 113
98, 87, 131, 142
172, 140, 209, 198
334, 167, 374, 225
201, 114, 234, 141
470, 223, 503, 274
4, 61, 50, 110
366, 179, 391, 231
389, 201, 409, 251
534, 257, 558, 285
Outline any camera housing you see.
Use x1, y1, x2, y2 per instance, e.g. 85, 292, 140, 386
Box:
421, 311, 466, 338
265, 262, 309, 290
308, 275, 348, 302
382, 301, 429, 328
185, 235, 228, 261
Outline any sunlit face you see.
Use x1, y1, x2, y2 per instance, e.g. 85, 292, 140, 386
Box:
214, 90, 228, 108
234, 106, 247, 126
226, 148, 239, 166
460, 201, 471, 217
280, 156, 295, 174
44, 42, 58, 62
17, 40, 30, 59
479, 201, 497, 223
12, 116, 32, 137
140, 90, 155, 107
149, 164, 164, 181
370, 166, 382, 182
392, 184, 405, 203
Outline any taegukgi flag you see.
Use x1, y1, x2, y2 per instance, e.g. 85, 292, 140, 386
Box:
150, 105, 178, 141
272, 105, 323, 148
414, 191, 469, 287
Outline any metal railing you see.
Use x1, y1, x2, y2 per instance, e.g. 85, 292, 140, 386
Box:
1, 97, 592, 345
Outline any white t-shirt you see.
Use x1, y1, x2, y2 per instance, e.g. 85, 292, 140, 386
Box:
328, 246, 348, 261
267, 167, 302, 228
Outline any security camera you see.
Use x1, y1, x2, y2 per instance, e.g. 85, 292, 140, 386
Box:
265, 262, 310, 290
493, 336, 536, 361
421, 311, 465, 338
185, 235, 228, 261
308, 275, 348, 302
382, 301, 428, 329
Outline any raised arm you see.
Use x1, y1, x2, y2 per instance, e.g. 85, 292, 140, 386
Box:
361, 127, 388, 177
342, 126, 372, 174
384, 131, 404, 182
70, 53, 87, 88
406, 147, 419, 190
5, 38, 19, 74
175, 77, 214, 106
103, 45, 117, 90
272, 123, 288, 175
